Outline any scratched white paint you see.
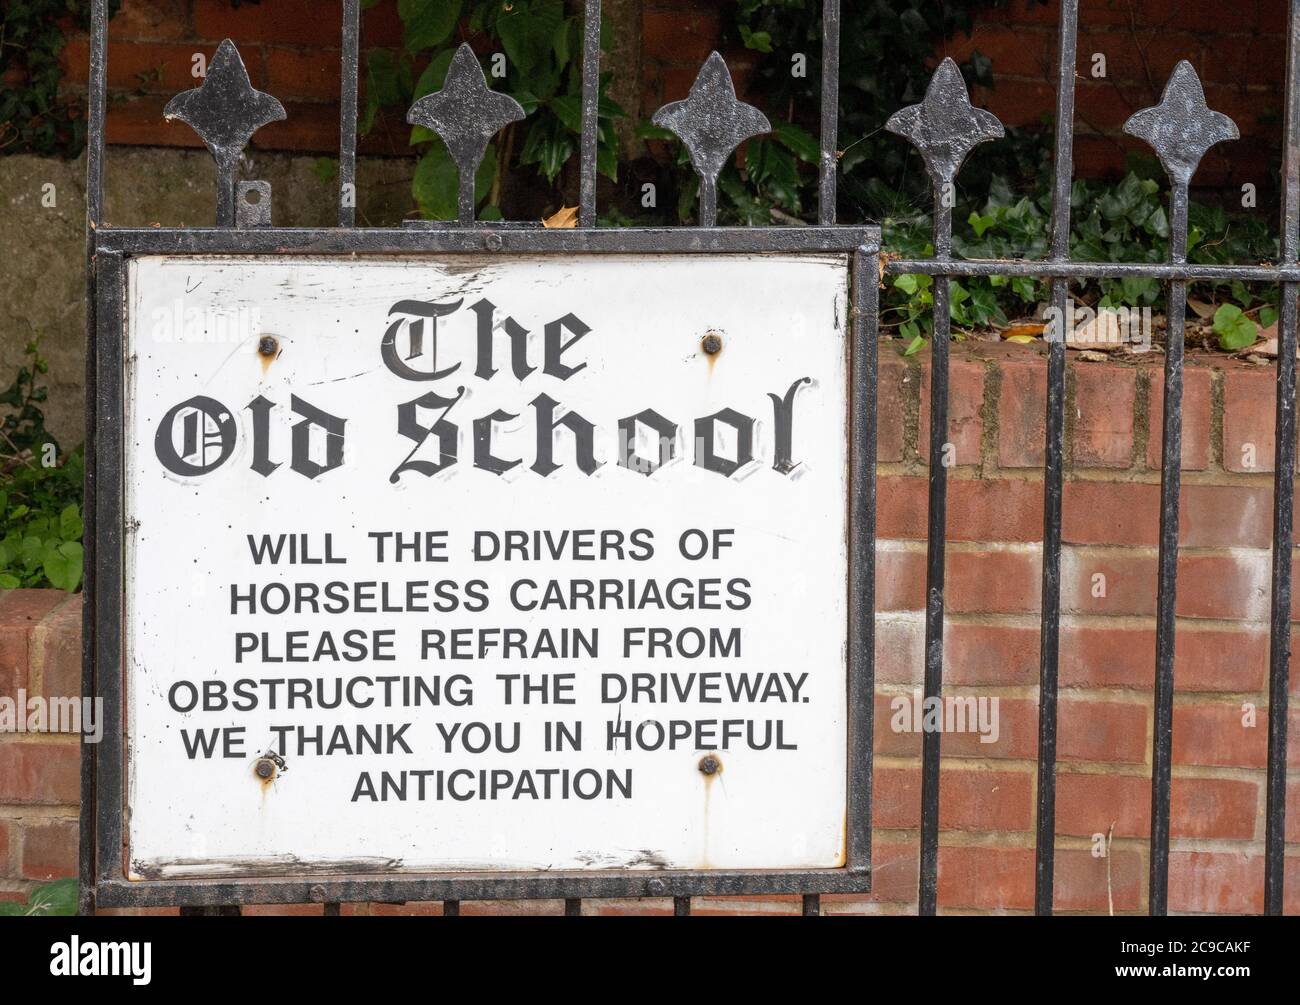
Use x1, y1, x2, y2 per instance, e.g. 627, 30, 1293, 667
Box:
123, 254, 850, 877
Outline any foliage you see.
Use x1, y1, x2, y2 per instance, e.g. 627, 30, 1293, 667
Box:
0, 878, 78, 916
0, 340, 83, 592
0, 0, 120, 156
360, 0, 625, 220
701, 0, 1048, 226
885, 171, 1278, 348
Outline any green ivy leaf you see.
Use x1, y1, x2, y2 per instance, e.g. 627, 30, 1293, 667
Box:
42, 540, 82, 593
550, 94, 582, 132
894, 273, 930, 295
25, 878, 78, 916
738, 25, 773, 53
399, 0, 462, 53
413, 142, 460, 220
361, 49, 404, 134
518, 115, 574, 182
59, 503, 82, 540
771, 121, 819, 164
1213, 303, 1258, 351
635, 123, 676, 141
497, 0, 565, 75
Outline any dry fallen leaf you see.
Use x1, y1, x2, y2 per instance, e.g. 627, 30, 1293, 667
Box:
542, 205, 579, 229
1001, 322, 1045, 340
1069, 309, 1125, 350
1005, 334, 1037, 344
1253, 337, 1300, 359
1187, 297, 1217, 320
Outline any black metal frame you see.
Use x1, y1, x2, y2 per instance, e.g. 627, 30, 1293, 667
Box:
87, 227, 878, 913
81, 0, 1294, 916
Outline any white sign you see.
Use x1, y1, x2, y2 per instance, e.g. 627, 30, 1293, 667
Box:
122, 253, 850, 878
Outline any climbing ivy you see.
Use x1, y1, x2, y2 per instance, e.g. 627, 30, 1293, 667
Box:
360, 0, 624, 221
0, 0, 119, 157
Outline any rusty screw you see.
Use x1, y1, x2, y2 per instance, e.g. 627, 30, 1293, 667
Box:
701, 332, 723, 355
254, 757, 276, 780
257, 335, 279, 357
698, 754, 720, 776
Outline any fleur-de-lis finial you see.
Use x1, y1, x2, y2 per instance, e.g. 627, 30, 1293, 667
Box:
886, 57, 1004, 187
407, 43, 526, 224
1123, 61, 1238, 186
652, 51, 770, 226
164, 39, 286, 226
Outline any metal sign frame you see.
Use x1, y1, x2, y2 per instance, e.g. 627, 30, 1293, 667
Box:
81, 0, 1297, 916
87, 225, 879, 912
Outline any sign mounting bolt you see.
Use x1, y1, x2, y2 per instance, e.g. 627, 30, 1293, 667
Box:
254, 757, 277, 780
258, 335, 279, 357
702, 332, 723, 355
698, 754, 721, 776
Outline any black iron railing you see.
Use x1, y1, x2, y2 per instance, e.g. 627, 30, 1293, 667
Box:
79, 0, 1294, 916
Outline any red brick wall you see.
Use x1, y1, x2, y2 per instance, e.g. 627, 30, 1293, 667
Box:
3, 344, 1298, 915
951, 0, 1286, 188
60, 0, 1284, 186
0, 591, 82, 905
59, 0, 415, 153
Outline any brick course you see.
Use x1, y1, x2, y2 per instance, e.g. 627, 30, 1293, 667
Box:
4, 341, 1298, 913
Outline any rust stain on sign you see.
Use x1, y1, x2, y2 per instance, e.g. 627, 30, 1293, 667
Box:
253, 751, 286, 792
701, 330, 724, 373
257, 334, 280, 374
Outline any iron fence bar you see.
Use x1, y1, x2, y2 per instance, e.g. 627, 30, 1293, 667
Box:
1033, 0, 1078, 917
918, 179, 953, 916
1148, 181, 1189, 916
323, 902, 341, 917
92, 250, 125, 890
565, 898, 582, 916
444, 900, 460, 916
79, 0, 109, 919
847, 247, 877, 874
338, 0, 360, 227
818, 0, 840, 225
883, 59, 1002, 915
94, 226, 876, 254
1120, 59, 1238, 915
802, 894, 820, 916
1264, 0, 1300, 918
885, 260, 1300, 282
674, 896, 691, 916
579, 0, 601, 226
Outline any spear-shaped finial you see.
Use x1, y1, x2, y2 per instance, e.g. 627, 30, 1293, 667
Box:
164, 39, 286, 226
651, 51, 770, 227
406, 43, 526, 224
